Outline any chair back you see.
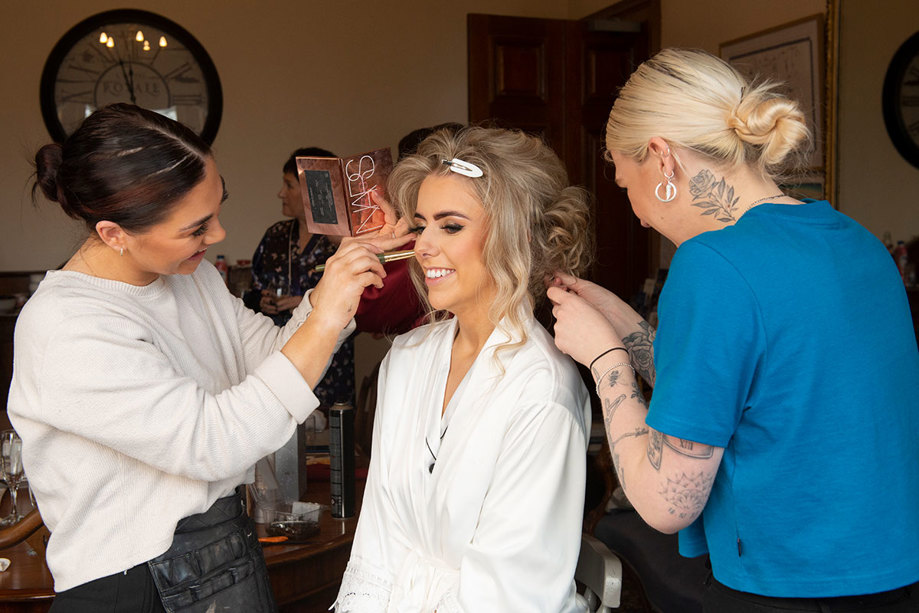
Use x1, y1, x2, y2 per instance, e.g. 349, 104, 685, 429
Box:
575, 533, 622, 611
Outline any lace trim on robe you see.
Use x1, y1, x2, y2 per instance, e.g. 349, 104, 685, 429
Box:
435, 591, 464, 613
331, 563, 393, 612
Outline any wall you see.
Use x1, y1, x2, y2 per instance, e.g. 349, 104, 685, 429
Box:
659, 0, 825, 51
836, 0, 919, 244
660, 0, 918, 246
0, 0, 607, 391
0, 0, 602, 273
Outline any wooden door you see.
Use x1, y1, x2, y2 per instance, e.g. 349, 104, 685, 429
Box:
468, 13, 650, 301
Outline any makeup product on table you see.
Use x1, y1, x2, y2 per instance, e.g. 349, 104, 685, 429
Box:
329, 402, 355, 519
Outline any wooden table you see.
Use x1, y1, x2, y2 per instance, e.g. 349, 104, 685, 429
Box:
0, 478, 364, 613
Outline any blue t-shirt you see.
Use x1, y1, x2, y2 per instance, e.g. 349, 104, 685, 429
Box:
646, 201, 919, 597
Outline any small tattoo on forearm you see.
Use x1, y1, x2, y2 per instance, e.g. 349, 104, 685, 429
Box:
602, 394, 626, 432
648, 429, 663, 470
659, 471, 715, 519
663, 436, 714, 459
629, 379, 647, 407
611, 427, 649, 447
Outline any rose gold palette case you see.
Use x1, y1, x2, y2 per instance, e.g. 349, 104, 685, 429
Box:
296, 147, 393, 237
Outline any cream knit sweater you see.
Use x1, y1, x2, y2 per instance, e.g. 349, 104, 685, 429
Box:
8, 260, 352, 592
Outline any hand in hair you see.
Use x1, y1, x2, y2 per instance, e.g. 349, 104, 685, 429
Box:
548, 283, 621, 369
549, 272, 624, 327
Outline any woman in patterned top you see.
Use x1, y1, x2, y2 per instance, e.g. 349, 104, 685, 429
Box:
246, 147, 354, 408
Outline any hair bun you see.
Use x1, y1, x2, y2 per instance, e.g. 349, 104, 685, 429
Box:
728, 87, 809, 169
34, 143, 64, 203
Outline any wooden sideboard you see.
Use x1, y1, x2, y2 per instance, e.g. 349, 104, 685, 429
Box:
0, 479, 363, 613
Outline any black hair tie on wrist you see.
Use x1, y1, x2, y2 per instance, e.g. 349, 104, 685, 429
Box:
589, 346, 629, 372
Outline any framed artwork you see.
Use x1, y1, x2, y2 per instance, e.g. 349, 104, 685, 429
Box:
720, 15, 825, 170
781, 173, 825, 201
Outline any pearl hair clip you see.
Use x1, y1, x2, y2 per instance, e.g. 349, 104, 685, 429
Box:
442, 158, 483, 178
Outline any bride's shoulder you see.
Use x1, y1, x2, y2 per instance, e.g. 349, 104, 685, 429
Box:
390, 318, 453, 352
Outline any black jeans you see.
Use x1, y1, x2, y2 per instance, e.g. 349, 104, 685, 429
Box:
49, 563, 165, 613
704, 576, 919, 612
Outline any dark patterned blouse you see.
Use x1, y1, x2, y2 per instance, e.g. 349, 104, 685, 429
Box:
246, 219, 354, 408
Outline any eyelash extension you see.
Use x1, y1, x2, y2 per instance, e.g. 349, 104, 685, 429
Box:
408, 222, 464, 234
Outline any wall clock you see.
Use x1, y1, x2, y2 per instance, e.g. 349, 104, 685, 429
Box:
40, 9, 222, 144
882, 31, 919, 169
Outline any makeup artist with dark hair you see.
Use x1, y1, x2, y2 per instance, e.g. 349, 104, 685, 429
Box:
245, 146, 355, 408
9, 104, 404, 613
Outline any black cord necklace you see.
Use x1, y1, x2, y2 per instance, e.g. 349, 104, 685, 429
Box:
425, 426, 449, 473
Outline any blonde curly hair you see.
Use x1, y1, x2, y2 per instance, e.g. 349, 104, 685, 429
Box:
387, 126, 593, 347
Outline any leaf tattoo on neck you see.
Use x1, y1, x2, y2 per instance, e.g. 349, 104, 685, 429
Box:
689, 169, 741, 223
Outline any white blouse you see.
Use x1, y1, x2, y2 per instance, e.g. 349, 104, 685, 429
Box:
335, 315, 590, 612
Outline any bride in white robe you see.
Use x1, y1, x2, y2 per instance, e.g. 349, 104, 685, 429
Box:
334, 126, 594, 612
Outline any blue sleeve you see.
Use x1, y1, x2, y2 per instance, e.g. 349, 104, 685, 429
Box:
646, 240, 765, 447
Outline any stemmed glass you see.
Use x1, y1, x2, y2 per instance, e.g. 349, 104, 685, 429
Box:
0, 430, 24, 526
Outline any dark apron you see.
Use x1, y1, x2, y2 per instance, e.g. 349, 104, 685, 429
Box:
147, 488, 277, 613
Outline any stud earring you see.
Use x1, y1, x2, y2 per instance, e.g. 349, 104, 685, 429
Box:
655, 170, 677, 203
120, 247, 124, 256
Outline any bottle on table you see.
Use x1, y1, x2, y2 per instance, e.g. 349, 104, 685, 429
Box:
329, 402, 355, 519
214, 254, 229, 285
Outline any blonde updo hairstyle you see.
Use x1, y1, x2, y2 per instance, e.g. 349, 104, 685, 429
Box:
606, 48, 811, 179
387, 126, 593, 346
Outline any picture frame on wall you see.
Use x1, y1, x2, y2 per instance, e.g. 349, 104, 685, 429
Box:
720, 15, 825, 171
782, 173, 826, 202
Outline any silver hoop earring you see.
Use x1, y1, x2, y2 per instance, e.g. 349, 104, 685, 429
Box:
655, 170, 677, 203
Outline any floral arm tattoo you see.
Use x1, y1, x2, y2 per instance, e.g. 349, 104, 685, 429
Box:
622, 321, 656, 386
648, 430, 716, 520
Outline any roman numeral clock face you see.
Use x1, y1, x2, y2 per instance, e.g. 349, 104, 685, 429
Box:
883, 31, 919, 169
40, 10, 222, 144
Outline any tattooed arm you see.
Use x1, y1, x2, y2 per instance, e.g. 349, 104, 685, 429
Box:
551, 272, 657, 385
549, 283, 723, 533
591, 350, 724, 533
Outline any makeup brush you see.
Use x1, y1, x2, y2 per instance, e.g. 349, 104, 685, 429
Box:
310, 249, 415, 273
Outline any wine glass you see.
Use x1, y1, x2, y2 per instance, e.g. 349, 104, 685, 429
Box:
0, 430, 24, 526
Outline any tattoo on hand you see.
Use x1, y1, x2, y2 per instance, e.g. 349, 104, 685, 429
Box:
659, 470, 715, 519
623, 321, 656, 386
688, 169, 741, 223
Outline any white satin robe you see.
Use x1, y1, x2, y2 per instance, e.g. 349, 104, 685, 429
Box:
334, 315, 590, 612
